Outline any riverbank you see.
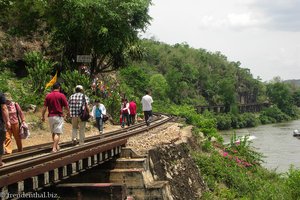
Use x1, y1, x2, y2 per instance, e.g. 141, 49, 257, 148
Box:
221, 119, 300, 173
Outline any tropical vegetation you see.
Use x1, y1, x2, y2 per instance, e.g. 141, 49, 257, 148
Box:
1, 1, 300, 199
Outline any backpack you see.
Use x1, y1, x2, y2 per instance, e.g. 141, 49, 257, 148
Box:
80, 94, 90, 121
95, 107, 102, 118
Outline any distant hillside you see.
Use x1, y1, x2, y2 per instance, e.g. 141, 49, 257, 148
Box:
284, 79, 300, 87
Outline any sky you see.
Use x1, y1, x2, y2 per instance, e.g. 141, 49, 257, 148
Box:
141, 0, 300, 81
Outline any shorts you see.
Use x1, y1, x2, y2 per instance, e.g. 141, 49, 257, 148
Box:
48, 116, 64, 134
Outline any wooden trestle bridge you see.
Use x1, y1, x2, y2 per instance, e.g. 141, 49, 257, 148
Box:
0, 114, 175, 200
196, 102, 270, 114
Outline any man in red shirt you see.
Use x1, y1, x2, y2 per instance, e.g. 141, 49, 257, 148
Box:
129, 100, 137, 125
42, 82, 70, 152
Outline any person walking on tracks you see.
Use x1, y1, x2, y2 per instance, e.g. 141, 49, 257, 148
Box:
121, 98, 130, 128
91, 99, 106, 136
141, 90, 153, 126
68, 85, 90, 145
4, 92, 26, 154
42, 82, 70, 152
129, 99, 137, 125
0, 92, 10, 166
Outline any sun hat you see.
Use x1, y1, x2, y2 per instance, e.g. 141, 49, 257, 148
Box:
75, 85, 84, 90
4, 92, 13, 101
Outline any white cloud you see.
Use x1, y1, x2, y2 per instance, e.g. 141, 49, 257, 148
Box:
199, 15, 226, 29
199, 12, 267, 30
247, 0, 300, 31
142, 0, 300, 81
199, 0, 300, 32
227, 13, 262, 27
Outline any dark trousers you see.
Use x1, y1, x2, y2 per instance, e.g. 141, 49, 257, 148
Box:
144, 111, 152, 125
95, 117, 103, 132
122, 113, 130, 127
129, 114, 136, 125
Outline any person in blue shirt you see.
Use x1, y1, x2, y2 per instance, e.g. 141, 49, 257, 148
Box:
91, 99, 106, 136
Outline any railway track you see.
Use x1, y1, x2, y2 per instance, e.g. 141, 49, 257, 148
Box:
0, 113, 175, 191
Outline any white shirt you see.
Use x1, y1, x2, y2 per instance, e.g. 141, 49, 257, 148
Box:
91, 103, 106, 118
141, 95, 153, 111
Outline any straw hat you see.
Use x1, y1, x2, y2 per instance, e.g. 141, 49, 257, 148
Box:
4, 92, 13, 101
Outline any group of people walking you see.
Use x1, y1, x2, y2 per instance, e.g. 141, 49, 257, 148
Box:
120, 98, 136, 128
0, 84, 153, 166
120, 90, 153, 128
42, 83, 107, 152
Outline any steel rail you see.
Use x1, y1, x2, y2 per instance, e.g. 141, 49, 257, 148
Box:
0, 139, 127, 187
0, 114, 174, 188
2, 114, 163, 163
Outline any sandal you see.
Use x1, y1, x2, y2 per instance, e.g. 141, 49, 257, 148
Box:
51, 149, 57, 153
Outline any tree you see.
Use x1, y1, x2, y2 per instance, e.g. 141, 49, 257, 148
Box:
0, 0, 46, 35
149, 74, 169, 100
1, 0, 152, 73
47, 0, 151, 73
266, 82, 295, 116
218, 78, 236, 112
292, 90, 300, 107
119, 65, 149, 97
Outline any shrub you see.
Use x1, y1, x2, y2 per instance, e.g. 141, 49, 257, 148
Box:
285, 166, 300, 199
0, 70, 12, 93
260, 106, 291, 123
60, 70, 91, 97
214, 113, 259, 130
215, 114, 232, 130
259, 115, 276, 124
24, 51, 54, 96
194, 151, 287, 199
240, 113, 259, 128
202, 140, 213, 152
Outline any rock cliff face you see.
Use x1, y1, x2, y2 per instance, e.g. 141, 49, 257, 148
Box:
148, 140, 207, 200
126, 123, 207, 199
0, 31, 45, 61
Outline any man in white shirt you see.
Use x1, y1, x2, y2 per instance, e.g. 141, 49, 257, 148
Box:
141, 90, 153, 126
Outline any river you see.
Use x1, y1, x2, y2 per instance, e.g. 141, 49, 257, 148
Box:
221, 119, 300, 173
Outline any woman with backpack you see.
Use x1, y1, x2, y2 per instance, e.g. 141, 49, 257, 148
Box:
91, 99, 106, 136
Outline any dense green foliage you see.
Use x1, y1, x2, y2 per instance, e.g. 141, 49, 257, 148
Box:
136, 40, 264, 108
0, 0, 151, 72
259, 106, 291, 124
267, 81, 297, 117
24, 52, 54, 95
123, 40, 299, 129
215, 113, 259, 130
1, 2, 300, 199
0, 69, 40, 108
60, 70, 91, 96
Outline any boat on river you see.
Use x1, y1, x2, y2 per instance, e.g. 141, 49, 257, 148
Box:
293, 130, 300, 137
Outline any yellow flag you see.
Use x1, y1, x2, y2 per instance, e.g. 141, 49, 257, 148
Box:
45, 71, 58, 88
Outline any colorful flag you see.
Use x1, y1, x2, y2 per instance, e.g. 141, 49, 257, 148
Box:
45, 71, 58, 88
